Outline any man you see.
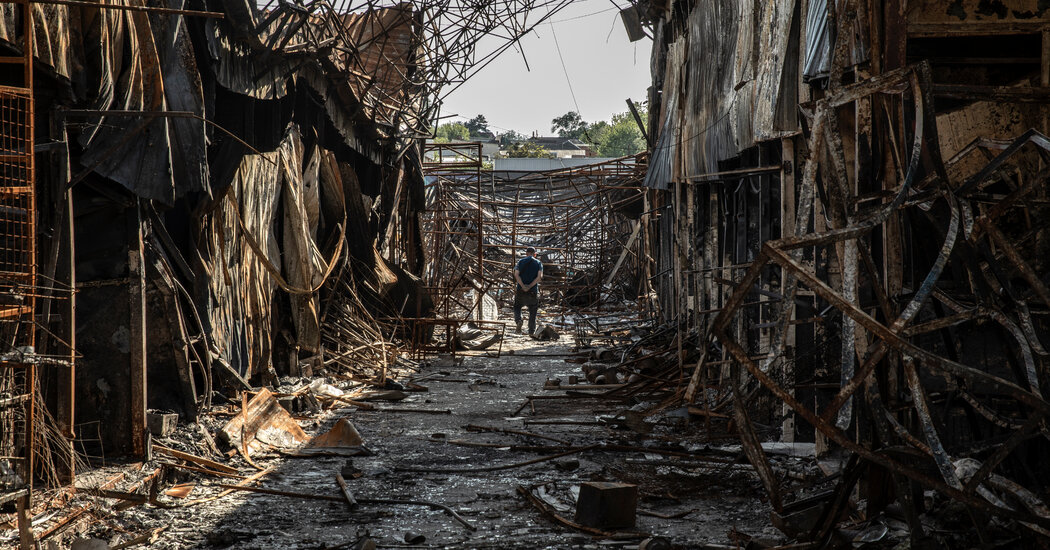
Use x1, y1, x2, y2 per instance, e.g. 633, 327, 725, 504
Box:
513, 247, 543, 335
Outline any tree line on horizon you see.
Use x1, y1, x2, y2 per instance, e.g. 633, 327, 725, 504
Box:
430, 102, 648, 158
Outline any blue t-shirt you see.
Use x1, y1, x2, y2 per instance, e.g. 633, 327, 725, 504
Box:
516, 256, 543, 287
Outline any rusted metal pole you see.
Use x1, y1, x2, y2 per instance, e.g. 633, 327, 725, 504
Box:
129, 201, 147, 457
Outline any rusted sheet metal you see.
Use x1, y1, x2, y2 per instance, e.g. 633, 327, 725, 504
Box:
0, 3, 78, 79
654, 0, 799, 180
221, 388, 308, 453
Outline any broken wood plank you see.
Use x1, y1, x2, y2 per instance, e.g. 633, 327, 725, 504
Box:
35, 505, 90, 541
335, 473, 358, 509
213, 484, 476, 531
542, 384, 625, 391
686, 406, 729, 419
159, 462, 247, 479
371, 407, 452, 414
152, 444, 240, 475
396, 445, 598, 473
523, 420, 605, 426
78, 488, 147, 502
111, 526, 168, 549
465, 424, 571, 445
186, 466, 274, 505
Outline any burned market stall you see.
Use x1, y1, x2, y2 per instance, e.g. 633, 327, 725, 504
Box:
1, 0, 602, 543
633, 0, 1050, 545
0, 0, 585, 537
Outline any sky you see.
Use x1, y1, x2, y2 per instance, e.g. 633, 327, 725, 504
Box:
437, 0, 652, 138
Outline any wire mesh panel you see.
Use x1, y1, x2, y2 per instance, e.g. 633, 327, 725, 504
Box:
0, 87, 33, 280
0, 87, 34, 345
0, 83, 35, 510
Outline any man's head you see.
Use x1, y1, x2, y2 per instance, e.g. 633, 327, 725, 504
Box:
525, 247, 536, 257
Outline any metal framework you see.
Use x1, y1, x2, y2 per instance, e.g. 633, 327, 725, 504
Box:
0, 1, 34, 545
420, 145, 650, 352
249, 0, 577, 144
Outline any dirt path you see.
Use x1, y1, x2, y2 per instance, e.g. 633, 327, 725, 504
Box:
68, 330, 774, 549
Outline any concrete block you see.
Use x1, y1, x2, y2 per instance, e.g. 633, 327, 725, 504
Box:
574, 481, 637, 529
146, 411, 178, 437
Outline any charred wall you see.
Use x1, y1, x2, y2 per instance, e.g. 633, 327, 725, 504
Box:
0, 0, 433, 456
642, 0, 1050, 542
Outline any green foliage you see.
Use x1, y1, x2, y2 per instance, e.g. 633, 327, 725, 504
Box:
498, 130, 527, 147
551, 111, 589, 139
505, 142, 553, 158
597, 122, 644, 157
581, 120, 610, 147
595, 102, 648, 157
464, 115, 491, 137
474, 102, 650, 158
432, 122, 469, 143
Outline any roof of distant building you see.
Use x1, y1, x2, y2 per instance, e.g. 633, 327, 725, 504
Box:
526, 136, 591, 150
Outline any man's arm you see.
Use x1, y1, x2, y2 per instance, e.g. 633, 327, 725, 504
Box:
525, 266, 543, 290
514, 268, 526, 290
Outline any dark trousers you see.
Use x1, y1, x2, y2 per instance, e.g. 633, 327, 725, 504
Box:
513, 287, 539, 334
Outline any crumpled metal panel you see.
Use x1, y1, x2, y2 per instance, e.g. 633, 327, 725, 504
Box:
0, 0, 210, 205
208, 127, 290, 377
655, 0, 798, 180
0, 3, 80, 81
205, 18, 293, 100
204, 3, 417, 156
282, 145, 331, 355
803, 0, 869, 82
802, 0, 830, 80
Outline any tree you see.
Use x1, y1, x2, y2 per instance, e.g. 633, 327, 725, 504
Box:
505, 142, 553, 158
594, 104, 648, 157
581, 120, 610, 148
464, 114, 491, 137
498, 130, 527, 147
432, 122, 469, 143
551, 111, 589, 139
597, 122, 644, 157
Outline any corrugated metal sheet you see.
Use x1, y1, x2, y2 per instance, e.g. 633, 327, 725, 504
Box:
802, 0, 830, 80
0, 3, 79, 80
204, 4, 418, 156
0, 1, 418, 203
803, 0, 870, 81
205, 18, 293, 100
679, 0, 746, 178
653, 0, 800, 180
0, 0, 210, 205
209, 133, 285, 377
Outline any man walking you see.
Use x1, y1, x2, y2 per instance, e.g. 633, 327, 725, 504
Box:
513, 247, 543, 335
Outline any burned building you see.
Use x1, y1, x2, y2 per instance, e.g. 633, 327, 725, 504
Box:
4, 0, 1050, 547
641, 0, 1050, 544
0, 0, 582, 544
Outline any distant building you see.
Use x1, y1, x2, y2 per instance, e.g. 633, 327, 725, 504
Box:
523, 137, 594, 158
493, 157, 619, 175
424, 139, 501, 161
